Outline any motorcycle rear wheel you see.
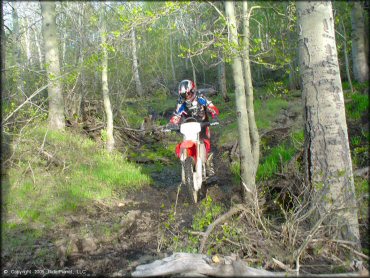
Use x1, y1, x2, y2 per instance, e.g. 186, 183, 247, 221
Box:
183, 157, 199, 203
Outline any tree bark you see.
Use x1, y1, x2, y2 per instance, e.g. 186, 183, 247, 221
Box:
132, 253, 279, 277
131, 27, 144, 97
225, 1, 256, 204
33, 27, 44, 70
217, 51, 229, 102
242, 1, 260, 175
288, 61, 299, 91
24, 17, 32, 66
61, 31, 66, 68
351, 2, 369, 83
12, 2, 25, 101
189, 54, 196, 84
297, 1, 360, 249
1, 2, 6, 84
100, 16, 115, 152
41, 1, 65, 130
76, 3, 86, 122
169, 28, 177, 87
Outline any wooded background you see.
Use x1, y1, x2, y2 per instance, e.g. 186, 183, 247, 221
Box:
1, 1, 369, 276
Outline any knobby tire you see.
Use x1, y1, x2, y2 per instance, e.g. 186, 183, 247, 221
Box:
184, 157, 197, 204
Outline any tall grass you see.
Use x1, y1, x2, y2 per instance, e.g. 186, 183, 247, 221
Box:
345, 92, 369, 120
256, 144, 295, 181
254, 98, 289, 129
229, 130, 302, 183
3, 125, 151, 230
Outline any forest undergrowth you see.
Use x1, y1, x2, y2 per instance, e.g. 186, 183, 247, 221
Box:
1, 83, 368, 276
156, 88, 369, 276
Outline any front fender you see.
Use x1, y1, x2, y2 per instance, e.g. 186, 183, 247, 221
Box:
176, 140, 197, 162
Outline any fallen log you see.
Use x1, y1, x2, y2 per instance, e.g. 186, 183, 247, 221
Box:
198, 88, 217, 96
127, 156, 171, 164
131, 252, 280, 277
131, 253, 366, 277
353, 167, 369, 178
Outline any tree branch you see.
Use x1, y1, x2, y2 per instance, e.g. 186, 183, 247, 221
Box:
207, 1, 226, 22
199, 204, 245, 253
2, 72, 71, 124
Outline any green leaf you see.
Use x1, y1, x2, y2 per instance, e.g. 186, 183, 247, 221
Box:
111, 31, 121, 38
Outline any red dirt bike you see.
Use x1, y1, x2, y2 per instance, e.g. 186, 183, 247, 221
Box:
165, 117, 219, 203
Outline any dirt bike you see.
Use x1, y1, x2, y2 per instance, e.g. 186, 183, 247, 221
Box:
164, 117, 219, 203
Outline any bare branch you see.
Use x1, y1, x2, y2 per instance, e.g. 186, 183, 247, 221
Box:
3, 72, 71, 124
199, 204, 245, 253
207, 1, 226, 22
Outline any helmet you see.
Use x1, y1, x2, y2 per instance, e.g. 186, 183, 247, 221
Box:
178, 79, 196, 101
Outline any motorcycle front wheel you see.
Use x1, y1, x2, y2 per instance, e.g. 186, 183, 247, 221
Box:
183, 157, 199, 203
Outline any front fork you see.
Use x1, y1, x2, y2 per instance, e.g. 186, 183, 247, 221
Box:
180, 150, 187, 184
180, 141, 206, 192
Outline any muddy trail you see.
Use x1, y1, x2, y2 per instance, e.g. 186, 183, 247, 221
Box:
51, 98, 303, 276
3, 96, 305, 276
56, 134, 241, 276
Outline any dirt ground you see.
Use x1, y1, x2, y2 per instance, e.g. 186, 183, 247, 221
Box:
3, 95, 368, 276
47, 97, 303, 276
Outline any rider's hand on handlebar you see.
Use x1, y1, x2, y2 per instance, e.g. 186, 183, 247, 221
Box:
166, 123, 179, 130
211, 115, 220, 125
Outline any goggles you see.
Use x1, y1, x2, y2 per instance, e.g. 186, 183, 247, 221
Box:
180, 90, 194, 99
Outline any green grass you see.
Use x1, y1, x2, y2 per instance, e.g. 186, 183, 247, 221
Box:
215, 90, 294, 182
120, 89, 176, 128
254, 97, 289, 129
161, 196, 225, 254
257, 144, 295, 181
345, 91, 369, 120
121, 100, 148, 127
216, 91, 289, 145
3, 124, 151, 230
354, 177, 369, 231
291, 130, 304, 150
229, 138, 298, 183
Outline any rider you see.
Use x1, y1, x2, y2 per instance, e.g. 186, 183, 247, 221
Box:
169, 79, 219, 176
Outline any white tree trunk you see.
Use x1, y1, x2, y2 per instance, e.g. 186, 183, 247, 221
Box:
242, 1, 260, 175
12, 2, 25, 101
131, 27, 144, 97
41, 1, 65, 130
1, 3, 6, 83
24, 17, 32, 66
225, 1, 256, 204
100, 18, 115, 152
258, 23, 264, 51
351, 2, 369, 83
61, 32, 66, 67
190, 57, 196, 85
217, 52, 229, 102
297, 1, 360, 248
186, 36, 197, 84
33, 27, 44, 70
169, 29, 177, 87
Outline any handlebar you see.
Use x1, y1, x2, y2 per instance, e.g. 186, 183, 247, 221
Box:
209, 121, 220, 126
163, 120, 220, 132
163, 126, 180, 132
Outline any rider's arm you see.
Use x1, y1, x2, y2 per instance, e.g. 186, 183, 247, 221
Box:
198, 95, 219, 119
170, 102, 187, 124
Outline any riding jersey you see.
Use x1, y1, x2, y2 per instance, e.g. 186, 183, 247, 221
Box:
170, 92, 219, 155
170, 92, 219, 124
